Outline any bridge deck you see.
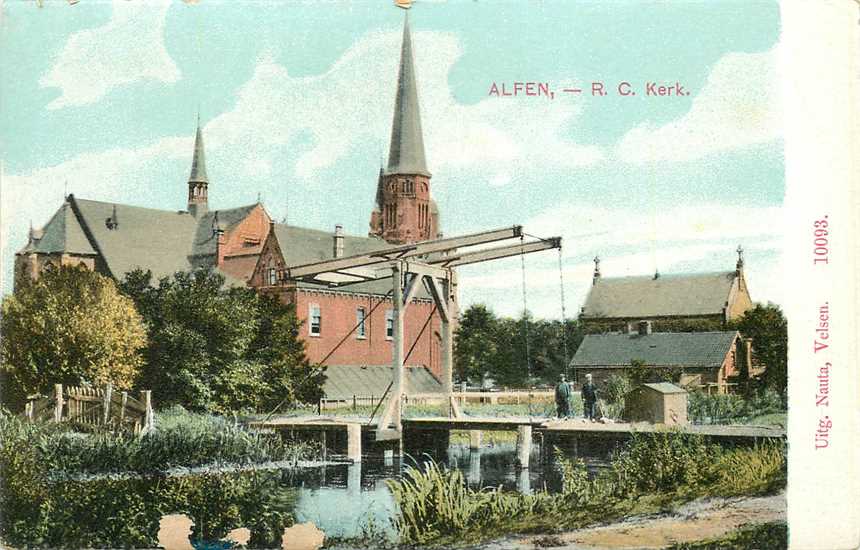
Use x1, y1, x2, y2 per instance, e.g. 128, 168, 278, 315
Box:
249, 415, 785, 440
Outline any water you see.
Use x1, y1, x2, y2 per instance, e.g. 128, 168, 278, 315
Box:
284, 441, 612, 540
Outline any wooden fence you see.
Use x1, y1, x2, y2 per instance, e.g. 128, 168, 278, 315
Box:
317, 390, 556, 413
23, 383, 154, 433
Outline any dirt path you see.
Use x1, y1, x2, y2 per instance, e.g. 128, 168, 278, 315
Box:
478, 492, 785, 550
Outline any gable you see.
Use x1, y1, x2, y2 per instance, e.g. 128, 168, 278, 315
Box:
19, 202, 97, 256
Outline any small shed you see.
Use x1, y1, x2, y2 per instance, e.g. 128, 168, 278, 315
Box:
623, 383, 688, 425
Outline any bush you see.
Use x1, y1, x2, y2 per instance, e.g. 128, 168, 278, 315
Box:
602, 375, 632, 406
688, 389, 786, 425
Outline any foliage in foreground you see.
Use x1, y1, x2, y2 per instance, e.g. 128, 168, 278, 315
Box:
388, 431, 786, 546
0, 266, 147, 409
0, 407, 316, 477
0, 409, 310, 548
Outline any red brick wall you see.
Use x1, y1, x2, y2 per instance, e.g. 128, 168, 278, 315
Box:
295, 289, 442, 378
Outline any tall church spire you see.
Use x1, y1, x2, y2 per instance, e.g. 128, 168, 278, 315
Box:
369, 12, 439, 244
187, 115, 209, 217
386, 13, 429, 177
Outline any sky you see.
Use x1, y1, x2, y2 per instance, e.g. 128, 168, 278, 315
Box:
0, 0, 784, 319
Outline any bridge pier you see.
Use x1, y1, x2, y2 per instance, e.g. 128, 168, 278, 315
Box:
469, 430, 482, 451
347, 423, 362, 463
516, 425, 532, 469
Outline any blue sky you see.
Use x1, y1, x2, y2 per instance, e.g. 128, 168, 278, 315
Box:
0, 1, 784, 318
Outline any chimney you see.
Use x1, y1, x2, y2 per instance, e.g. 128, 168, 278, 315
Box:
333, 224, 344, 258
743, 337, 753, 377
638, 320, 652, 335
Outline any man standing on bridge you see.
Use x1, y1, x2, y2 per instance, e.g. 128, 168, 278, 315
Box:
555, 374, 572, 419
582, 373, 598, 421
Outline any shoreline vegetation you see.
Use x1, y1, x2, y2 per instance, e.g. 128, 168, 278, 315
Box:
1, 401, 787, 549
386, 432, 786, 548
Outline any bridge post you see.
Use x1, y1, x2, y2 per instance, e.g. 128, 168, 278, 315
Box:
53, 384, 63, 423
469, 430, 482, 451
347, 423, 362, 463
516, 425, 532, 468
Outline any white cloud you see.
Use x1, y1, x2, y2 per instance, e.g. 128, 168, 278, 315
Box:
205, 30, 603, 184
617, 46, 782, 164
457, 202, 785, 318
39, 1, 179, 109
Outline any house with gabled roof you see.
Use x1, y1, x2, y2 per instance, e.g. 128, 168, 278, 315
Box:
14, 16, 445, 391
579, 252, 753, 333
569, 322, 755, 392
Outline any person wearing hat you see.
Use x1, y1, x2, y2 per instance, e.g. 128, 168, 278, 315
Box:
554, 373, 572, 419
582, 373, 598, 421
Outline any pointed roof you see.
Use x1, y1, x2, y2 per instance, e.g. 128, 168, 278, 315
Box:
373, 165, 384, 210
386, 14, 430, 177
17, 200, 96, 256
581, 271, 739, 319
188, 118, 209, 183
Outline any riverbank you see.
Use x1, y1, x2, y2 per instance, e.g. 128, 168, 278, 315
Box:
489, 491, 786, 549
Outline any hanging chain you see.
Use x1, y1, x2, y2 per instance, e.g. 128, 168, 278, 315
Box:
557, 247, 570, 377
520, 235, 532, 381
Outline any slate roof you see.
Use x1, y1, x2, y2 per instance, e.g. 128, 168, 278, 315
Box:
272, 223, 431, 298
570, 331, 739, 368
19, 196, 255, 286
386, 15, 429, 177
322, 364, 441, 400
582, 272, 738, 319
18, 202, 96, 256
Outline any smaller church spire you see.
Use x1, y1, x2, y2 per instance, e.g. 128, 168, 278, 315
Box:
592, 255, 601, 285
187, 115, 209, 217
736, 244, 745, 271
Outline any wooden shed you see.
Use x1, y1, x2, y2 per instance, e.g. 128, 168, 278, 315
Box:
623, 383, 688, 425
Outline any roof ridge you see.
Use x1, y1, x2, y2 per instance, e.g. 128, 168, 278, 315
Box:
597, 270, 735, 281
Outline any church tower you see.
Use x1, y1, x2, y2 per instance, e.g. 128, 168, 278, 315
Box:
187, 117, 209, 217
369, 14, 440, 244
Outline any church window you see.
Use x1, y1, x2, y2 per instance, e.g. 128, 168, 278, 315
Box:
268, 267, 277, 286
309, 304, 322, 336
356, 307, 367, 339
385, 309, 394, 339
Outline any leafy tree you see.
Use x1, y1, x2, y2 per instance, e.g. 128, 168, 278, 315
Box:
119, 269, 321, 413
453, 304, 584, 388
453, 304, 499, 384
1, 266, 146, 409
729, 303, 788, 398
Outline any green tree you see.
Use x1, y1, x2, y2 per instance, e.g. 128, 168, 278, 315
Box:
730, 303, 788, 398
453, 304, 499, 384
1, 266, 146, 409
119, 269, 321, 413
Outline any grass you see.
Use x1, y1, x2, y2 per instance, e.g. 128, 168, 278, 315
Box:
387, 431, 787, 547
666, 521, 787, 549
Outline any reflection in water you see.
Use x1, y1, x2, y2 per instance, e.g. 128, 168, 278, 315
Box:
22, 441, 610, 548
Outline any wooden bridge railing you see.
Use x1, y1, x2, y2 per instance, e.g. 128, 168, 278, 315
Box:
23, 383, 154, 433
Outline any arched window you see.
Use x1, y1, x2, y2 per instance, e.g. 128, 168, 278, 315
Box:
268, 267, 277, 286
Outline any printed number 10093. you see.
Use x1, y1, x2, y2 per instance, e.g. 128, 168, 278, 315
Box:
813, 218, 829, 265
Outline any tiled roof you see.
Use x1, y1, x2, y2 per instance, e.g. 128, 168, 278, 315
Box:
570, 331, 739, 368
322, 364, 441, 400
582, 272, 737, 319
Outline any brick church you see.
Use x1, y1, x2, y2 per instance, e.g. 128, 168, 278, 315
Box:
15, 16, 447, 383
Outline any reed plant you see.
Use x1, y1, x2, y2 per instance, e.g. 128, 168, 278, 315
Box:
388, 431, 787, 546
